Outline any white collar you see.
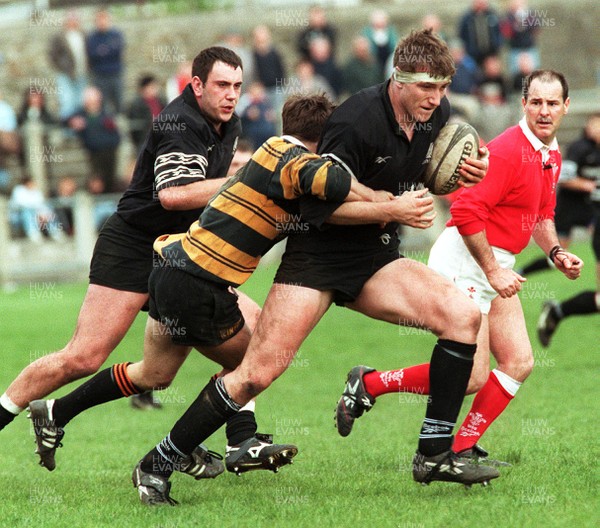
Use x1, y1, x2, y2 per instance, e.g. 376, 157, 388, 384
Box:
519, 117, 559, 153
281, 135, 309, 150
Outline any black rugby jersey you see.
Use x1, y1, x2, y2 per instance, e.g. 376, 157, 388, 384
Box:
116, 84, 240, 238
292, 80, 450, 254
153, 136, 351, 287
565, 133, 600, 204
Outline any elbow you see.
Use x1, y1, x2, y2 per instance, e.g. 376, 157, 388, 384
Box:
157, 189, 181, 211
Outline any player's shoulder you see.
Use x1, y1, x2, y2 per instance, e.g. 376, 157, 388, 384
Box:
331, 83, 387, 126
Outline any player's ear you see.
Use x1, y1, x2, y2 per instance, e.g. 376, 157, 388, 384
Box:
191, 76, 204, 97
564, 97, 570, 114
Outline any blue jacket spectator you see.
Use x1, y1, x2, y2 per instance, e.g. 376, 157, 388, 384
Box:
86, 9, 125, 113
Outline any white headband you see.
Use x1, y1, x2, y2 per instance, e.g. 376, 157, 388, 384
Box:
393, 69, 451, 84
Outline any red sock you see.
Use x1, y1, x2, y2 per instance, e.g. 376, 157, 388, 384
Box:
452, 371, 514, 453
363, 364, 430, 398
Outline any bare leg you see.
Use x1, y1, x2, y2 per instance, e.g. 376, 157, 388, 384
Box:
224, 284, 333, 404
6, 284, 147, 408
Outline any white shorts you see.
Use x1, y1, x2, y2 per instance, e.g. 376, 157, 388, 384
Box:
428, 226, 515, 315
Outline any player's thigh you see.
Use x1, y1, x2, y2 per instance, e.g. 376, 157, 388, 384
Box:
488, 294, 533, 380
225, 284, 333, 399
197, 322, 253, 372
71, 284, 147, 355
235, 289, 261, 332
128, 316, 192, 387
347, 258, 480, 341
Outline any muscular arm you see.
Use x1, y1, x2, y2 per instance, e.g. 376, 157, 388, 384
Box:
532, 219, 583, 280
328, 189, 436, 229
462, 230, 526, 298
345, 178, 393, 202
157, 178, 227, 211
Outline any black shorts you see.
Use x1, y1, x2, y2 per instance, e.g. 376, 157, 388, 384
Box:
89, 213, 156, 294
274, 244, 401, 305
554, 191, 594, 238
148, 266, 244, 347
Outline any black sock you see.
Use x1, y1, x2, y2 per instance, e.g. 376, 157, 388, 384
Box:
141, 377, 240, 478
561, 290, 599, 318
419, 339, 476, 456
0, 405, 17, 431
226, 410, 258, 446
53, 363, 142, 427
521, 257, 551, 275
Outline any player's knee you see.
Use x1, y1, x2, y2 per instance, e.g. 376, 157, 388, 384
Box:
466, 371, 487, 394
499, 353, 534, 382
62, 351, 107, 379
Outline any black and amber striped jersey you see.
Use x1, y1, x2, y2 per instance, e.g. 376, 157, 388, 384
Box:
116, 84, 240, 238
153, 135, 351, 286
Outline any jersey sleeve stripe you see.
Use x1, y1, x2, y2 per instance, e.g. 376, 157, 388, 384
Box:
154, 152, 208, 190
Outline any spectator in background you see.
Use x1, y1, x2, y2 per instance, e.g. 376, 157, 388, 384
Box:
165, 60, 192, 103
510, 50, 536, 97
362, 9, 398, 80
9, 176, 64, 242
240, 82, 277, 149
68, 87, 120, 193
421, 13, 448, 42
0, 92, 20, 194
476, 55, 509, 103
297, 5, 337, 60
308, 36, 342, 98
127, 75, 165, 154
501, 0, 541, 75
446, 39, 481, 120
52, 175, 78, 236
217, 28, 255, 89
341, 35, 380, 97
474, 81, 514, 143
252, 25, 286, 114
86, 8, 125, 114
288, 59, 335, 100
458, 0, 502, 66
17, 89, 58, 179
48, 10, 88, 122
227, 138, 254, 177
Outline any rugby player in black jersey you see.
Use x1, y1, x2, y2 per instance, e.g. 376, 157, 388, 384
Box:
26, 94, 404, 502
129, 29, 501, 504
8, 47, 282, 477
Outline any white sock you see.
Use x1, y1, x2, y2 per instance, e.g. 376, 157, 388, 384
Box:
239, 400, 256, 413
492, 369, 522, 397
0, 393, 24, 415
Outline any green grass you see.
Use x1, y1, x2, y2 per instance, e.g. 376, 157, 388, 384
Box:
0, 242, 598, 528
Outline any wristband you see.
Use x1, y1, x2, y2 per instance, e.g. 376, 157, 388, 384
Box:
548, 245, 564, 263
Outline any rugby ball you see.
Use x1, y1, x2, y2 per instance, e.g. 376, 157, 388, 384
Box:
423, 123, 480, 195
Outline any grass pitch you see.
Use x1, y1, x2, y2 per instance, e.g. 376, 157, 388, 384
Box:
0, 242, 598, 528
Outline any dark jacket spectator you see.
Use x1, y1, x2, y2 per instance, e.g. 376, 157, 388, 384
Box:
127, 75, 166, 153
458, 0, 502, 65
297, 5, 337, 60
252, 25, 286, 91
86, 9, 125, 113
342, 36, 381, 96
69, 87, 120, 192
308, 37, 342, 97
